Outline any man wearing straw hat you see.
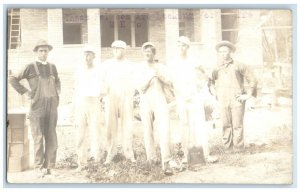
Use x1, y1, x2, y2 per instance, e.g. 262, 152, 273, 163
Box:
9, 39, 61, 177
211, 40, 257, 153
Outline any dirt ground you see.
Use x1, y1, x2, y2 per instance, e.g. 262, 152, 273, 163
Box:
6, 105, 293, 184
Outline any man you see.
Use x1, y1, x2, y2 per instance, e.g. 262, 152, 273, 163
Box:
73, 45, 106, 170
138, 42, 177, 175
9, 39, 61, 177
102, 40, 136, 164
171, 36, 217, 168
211, 40, 257, 153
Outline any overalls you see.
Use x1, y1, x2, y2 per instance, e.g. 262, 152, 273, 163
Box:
214, 62, 247, 150
29, 62, 59, 169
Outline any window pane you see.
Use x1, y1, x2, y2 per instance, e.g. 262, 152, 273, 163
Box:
63, 23, 82, 44
117, 15, 131, 46
62, 9, 86, 44
222, 31, 238, 43
101, 15, 115, 47
135, 15, 148, 47
178, 9, 194, 41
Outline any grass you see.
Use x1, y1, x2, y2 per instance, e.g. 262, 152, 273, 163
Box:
53, 106, 292, 183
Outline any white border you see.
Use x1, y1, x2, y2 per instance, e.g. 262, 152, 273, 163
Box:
0, 1, 299, 192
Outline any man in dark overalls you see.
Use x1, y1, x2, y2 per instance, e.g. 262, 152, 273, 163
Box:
9, 39, 61, 177
210, 41, 257, 153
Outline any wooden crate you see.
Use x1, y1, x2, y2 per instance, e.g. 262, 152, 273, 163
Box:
7, 113, 26, 129
7, 126, 28, 144
8, 141, 29, 157
7, 155, 29, 172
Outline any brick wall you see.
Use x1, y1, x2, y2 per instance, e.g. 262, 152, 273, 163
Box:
7, 8, 268, 111
20, 9, 48, 50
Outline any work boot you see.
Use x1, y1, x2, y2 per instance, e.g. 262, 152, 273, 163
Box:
204, 155, 218, 163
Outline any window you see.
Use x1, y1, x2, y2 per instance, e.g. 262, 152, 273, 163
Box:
62, 9, 87, 44
8, 9, 21, 49
100, 14, 148, 47
63, 23, 82, 44
100, 15, 114, 47
221, 9, 238, 44
178, 9, 194, 41
135, 15, 148, 47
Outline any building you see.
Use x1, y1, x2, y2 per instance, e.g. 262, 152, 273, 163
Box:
7, 8, 292, 109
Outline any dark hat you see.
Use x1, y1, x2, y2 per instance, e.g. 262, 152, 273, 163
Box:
215, 40, 236, 52
33, 39, 53, 52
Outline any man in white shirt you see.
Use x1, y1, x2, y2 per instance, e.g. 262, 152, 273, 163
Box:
138, 42, 177, 175
102, 40, 136, 164
171, 36, 218, 169
74, 45, 105, 169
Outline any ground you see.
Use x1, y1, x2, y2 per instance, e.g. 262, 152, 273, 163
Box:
6, 105, 293, 184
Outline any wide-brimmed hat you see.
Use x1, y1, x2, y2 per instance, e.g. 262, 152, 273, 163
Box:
111, 40, 127, 49
215, 40, 236, 52
177, 36, 190, 47
33, 39, 53, 52
141, 42, 155, 50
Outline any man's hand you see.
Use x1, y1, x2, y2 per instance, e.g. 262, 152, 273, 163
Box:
235, 94, 252, 102
25, 90, 33, 99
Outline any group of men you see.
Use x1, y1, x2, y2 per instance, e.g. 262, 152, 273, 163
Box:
9, 36, 257, 177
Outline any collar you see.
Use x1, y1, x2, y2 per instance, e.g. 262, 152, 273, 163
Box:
222, 58, 234, 67
36, 59, 48, 65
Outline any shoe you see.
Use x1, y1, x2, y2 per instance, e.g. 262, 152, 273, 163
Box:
35, 168, 47, 178
46, 169, 51, 175
233, 148, 244, 154
163, 160, 177, 176
205, 155, 218, 163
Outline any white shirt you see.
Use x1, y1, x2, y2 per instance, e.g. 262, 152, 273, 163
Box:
74, 63, 103, 97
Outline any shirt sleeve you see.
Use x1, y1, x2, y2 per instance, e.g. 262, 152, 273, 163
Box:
239, 63, 258, 97
156, 63, 173, 87
52, 64, 61, 95
8, 64, 31, 95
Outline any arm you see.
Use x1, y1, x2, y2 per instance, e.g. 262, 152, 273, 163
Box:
236, 63, 258, 102
9, 64, 31, 95
52, 64, 61, 95
243, 65, 258, 98
156, 64, 173, 87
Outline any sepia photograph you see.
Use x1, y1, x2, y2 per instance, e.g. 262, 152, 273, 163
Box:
5, 7, 293, 185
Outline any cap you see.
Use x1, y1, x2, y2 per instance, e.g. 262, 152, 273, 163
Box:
141, 42, 155, 50
111, 40, 127, 49
83, 45, 96, 54
177, 36, 190, 46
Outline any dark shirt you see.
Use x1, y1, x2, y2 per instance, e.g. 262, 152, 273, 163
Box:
211, 59, 257, 107
9, 62, 61, 96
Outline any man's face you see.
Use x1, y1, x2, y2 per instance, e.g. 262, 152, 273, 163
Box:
84, 51, 95, 64
178, 42, 189, 55
218, 46, 231, 62
36, 46, 49, 61
112, 47, 125, 60
143, 47, 155, 62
